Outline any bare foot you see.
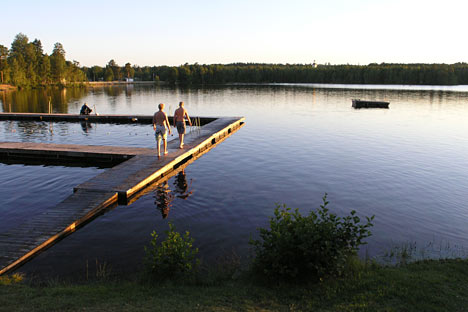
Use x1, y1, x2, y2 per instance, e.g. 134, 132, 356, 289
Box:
164, 151, 168, 155
179, 144, 184, 149
158, 154, 161, 158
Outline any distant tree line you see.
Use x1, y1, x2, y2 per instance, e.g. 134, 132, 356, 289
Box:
3, 33, 468, 87
0, 33, 86, 87
150, 63, 468, 85
85, 62, 468, 86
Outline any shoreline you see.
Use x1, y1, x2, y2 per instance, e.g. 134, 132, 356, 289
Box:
0, 84, 17, 92
2, 258, 468, 311
86, 81, 160, 87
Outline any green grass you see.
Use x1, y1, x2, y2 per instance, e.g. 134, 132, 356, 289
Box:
2, 259, 468, 311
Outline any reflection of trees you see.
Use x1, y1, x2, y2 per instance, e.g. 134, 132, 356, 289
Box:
103, 86, 125, 97
5, 121, 57, 139
1, 87, 88, 113
125, 84, 134, 97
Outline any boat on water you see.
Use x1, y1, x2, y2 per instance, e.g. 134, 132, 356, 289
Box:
352, 99, 390, 109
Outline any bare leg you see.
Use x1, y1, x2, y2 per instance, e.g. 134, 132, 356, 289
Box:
157, 138, 161, 157
163, 139, 168, 155
179, 134, 184, 148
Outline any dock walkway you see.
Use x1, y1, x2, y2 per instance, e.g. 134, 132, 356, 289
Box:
0, 116, 244, 275
0, 142, 155, 166
0, 112, 216, 125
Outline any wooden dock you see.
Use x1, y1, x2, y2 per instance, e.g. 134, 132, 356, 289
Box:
0, 116, 244, 276
0, 142, 154, 167
0, 112, 216, 125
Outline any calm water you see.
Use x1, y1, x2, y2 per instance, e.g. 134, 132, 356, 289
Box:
1, 84, 468, 278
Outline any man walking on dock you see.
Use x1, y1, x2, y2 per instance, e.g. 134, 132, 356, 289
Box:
153, 103, 172, 157
173, 101, 192, 149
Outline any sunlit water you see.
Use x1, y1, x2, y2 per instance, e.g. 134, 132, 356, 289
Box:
1, 84, 468, 278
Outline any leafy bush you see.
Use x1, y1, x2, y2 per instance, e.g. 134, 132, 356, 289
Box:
250, 194, 374, 282
0, 273, 23, 285
144, 222, 200, 281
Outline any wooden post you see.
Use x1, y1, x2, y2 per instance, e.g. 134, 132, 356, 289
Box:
1, 91, 7, 112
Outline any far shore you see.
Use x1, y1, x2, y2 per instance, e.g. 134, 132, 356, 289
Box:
86, 81, 161, 87
0, 81, 163, 91
0, 84, 17, 92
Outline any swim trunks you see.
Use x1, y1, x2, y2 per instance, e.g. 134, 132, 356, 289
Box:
176, 121, 186, 135
155, 125, 167, 141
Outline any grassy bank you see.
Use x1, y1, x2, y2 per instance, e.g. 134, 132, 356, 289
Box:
1, 259, 468, 311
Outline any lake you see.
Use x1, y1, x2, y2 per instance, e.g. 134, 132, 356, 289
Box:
1, 83, 468, 278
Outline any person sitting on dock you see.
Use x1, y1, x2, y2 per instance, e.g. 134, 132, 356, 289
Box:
173, 101, 192, 149
80, 103, 92, 115
153, 103, 172, 157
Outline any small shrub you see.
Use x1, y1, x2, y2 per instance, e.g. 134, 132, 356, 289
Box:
250, 194, 374, 282
0, 273, 24, 285
144, 222, 200, 281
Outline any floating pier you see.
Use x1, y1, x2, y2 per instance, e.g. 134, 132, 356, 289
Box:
0, 142, 154, 167
0, 115, 244, 276
352, 99, 390, 109
0, 112, 216, 125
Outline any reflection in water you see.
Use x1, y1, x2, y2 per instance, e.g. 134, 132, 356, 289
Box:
0, 87, 88, 113
154, 182, 174, 219
80, 121, 93, 134
103, 86, 126, 97
173, 169, 193, 200
153, 170, 194, 219
125, 84, 134, 97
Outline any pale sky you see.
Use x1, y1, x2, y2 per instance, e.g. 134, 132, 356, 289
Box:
2, 0, 467, 67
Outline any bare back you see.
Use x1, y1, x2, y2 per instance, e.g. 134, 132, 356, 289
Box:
174, 107, 187, 122
153, 111, 168, 126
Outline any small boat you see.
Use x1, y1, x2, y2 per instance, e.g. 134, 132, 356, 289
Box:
352, 99, 389, 109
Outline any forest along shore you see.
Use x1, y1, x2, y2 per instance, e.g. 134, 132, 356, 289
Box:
0, 84, 17, 91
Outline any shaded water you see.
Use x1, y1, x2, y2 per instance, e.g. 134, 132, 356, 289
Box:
1, 84, 468, 277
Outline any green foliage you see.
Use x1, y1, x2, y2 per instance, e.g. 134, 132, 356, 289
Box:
143, 62, 468, 85
144, 222, 200, 281
1, 33, 86, 87
107, 59, 121, 80
124, 62, 134, 78
250, 194, 374, 282
0, 273, 23, 285
3, 259, 468, 311
104, 66, 114, 81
